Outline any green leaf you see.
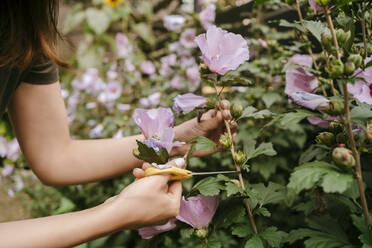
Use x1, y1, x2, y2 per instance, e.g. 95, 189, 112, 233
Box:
260, 226, 288, 248
288, 161, 354, 194
279, 19, 305, 32
63, 4, 86, 34
262, 92, 282, 108
134, 141, 169, 164
225, 181, 243, 197
202, 241, 221, 248
249, 142, 277, 160
245, 236, 264, 248
232, 224, 253, 238
251, 182, 286, 206
254, 207, 271, 217
54, 197, 76, 215
86, 8, 110, 35
240, 106, 257, 118
132, 23, 156, 46
302, 20, 328, 43
193, 177, 224, 196
190, 136, 217, 151
279, 110, 317, 127
351, 105, 372, 121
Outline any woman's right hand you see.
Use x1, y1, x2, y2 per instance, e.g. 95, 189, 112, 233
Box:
104, 158, 184, 230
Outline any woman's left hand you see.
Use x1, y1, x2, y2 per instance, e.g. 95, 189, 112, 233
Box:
173, 100, 237, 157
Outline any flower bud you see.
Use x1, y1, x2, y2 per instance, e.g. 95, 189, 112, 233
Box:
336, 132, 348, 144
206, 97, 218, 110
347, 54, 363, 68
316, 132, 335, 147
329, 121, 344, 134
231, 103, 243, 119
344, 61, 356, 76
321, 33, 333, 52
195, 228, 208, 239
315, 0, 331, 7
233, 150, 246, 164
336, 29, 351, 45
326, 60, 344, 78
247, 119, 255, 127
332, 147, 355, 167
219, 133, 232, 148
324, 100, 345, 115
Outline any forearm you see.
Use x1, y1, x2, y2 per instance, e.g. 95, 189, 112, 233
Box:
0, 203, 124, 248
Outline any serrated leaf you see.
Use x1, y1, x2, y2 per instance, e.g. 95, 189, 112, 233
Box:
255, 207, 271, 217
232, 224, 253, 238
193, 177, 223, 196
190, 136, 217, 151
251, 182, 286, 205
262, 92, 282, 108
260, 226, 288, 248
302, 20, 328, 42
225, 182, 243, 197
249, 142, 277, 160
288, 161, 353, 194
86, 8, 110, 35
279, 110, 317, 127
351, 105, 372, 121
240, 106, 257, 119
202, 241, 221, 248
279, 19, 305, 32
245, 235, 264, 248
134, 141, 169, 164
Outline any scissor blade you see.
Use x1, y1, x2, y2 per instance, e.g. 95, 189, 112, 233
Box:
192, 171, 239, 176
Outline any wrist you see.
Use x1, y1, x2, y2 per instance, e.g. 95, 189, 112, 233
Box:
98, 198, 135, 231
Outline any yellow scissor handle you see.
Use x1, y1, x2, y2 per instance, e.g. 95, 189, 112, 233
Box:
144, 167, 193, 181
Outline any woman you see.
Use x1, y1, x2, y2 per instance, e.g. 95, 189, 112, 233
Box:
0, 1, 233, 247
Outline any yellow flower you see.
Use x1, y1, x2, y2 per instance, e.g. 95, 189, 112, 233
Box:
104, 0, 123, 7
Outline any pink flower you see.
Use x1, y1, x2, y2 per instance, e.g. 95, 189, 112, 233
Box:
169, 75, 184, 90
98, 81, 122, 103
289, 91, 330, 111
139, 92, 161, 107
307, 116, 339, 128
285, 54, 318, 95
7, 139, 20, 162
173, 93, 206, 113
140, 61, 156, 75
143, 127, 184, 153
176, 195, 219, 229
1, 163, 13, 177
138, 219, 177, 239
90, 124, 104, 138
113, 130, 123, 139
116, 33, 131, 58
309, 0, 324, 12
163, 15, 185, 31
195, 26, 250, 75
117, 103, 131, 112
180, 29, 197, 48
347, 56, 372, 105
133, 108, 174, 139
257, 39, 267, 48
0, 136, 7, 157
199, 4, 216, 30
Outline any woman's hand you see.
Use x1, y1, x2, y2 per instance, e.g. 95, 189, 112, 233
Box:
173, 100, 237, 157
106, 159, 185, 230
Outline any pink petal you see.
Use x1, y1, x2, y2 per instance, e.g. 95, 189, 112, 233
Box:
138, 219, 177, 239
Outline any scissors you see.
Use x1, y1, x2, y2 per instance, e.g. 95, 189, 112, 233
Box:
144, 166, 239, 181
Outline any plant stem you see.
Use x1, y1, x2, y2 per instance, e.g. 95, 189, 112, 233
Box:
342, 83, 371, 226
361, 2, 368, 59
325, 4, 370, 226
213, 82, 258, 234
324, 7, 341, 61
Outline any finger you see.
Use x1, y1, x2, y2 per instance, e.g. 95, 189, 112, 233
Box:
133, 168, 145, 178
200, 109, 217, 122
168, 181, 182, 198
222, 109, 232, 120
142, 163, 152, 170
167, 158, 185, 168
220, 100, 230, 110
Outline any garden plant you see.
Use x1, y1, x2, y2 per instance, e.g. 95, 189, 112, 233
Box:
0, 0, 371, 247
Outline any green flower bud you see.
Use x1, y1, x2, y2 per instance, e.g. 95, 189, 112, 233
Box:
206, 98, 218, 110
231, 103, 243, 119
329, 121, 344, 134
219, 133, 232, 148
195, 228, 208, 239
336, 29, 351, 45
321, 33, 333, 52
233, 150, 246, 164
315, 0, 331, 6
344, 61, 356, 76
246, 119, 255, 127
324, 100, 345, 115
332, 147, 355, 167
336, 132, 348, 144
348, 54, 363, 68
316, 132, 335, 147
326, 60, 344, 78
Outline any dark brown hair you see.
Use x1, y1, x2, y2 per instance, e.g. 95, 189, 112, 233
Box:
0, 0, 67, 69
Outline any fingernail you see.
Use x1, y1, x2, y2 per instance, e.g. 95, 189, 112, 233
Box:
174, 158, 185, 167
